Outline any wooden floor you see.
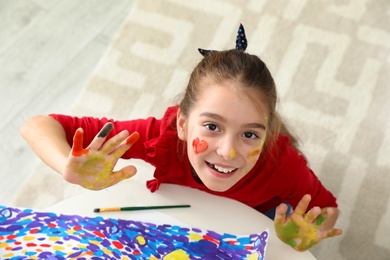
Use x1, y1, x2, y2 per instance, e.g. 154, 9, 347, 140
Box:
0, 0, 135, 205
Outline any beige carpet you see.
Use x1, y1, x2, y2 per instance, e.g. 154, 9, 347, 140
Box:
14, 0, 390, 259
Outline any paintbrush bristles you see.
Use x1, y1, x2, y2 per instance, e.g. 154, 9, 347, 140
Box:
94, 207, 121, 213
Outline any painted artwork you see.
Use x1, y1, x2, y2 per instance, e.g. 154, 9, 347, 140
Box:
0, 206, 269, 259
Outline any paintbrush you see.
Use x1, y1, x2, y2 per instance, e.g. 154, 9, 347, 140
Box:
93, 204, 191, 213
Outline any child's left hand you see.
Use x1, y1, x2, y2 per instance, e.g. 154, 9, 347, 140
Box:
274, 194, 342, 251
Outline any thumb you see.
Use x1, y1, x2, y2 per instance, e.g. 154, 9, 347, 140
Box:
274, 203, 288, 225
111, 165, 137, 183
117, 165, 137, 179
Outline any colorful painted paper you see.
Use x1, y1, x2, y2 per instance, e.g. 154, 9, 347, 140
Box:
0, 205, 269, 259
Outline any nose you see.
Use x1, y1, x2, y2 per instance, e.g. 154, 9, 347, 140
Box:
216, 136, 237, 161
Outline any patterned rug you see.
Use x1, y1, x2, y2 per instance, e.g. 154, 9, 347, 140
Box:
14, 0, 390, 259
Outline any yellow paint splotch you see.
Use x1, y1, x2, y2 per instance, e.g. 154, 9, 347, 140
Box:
230, 149, 236, 159
188, 233, 202, 241
136, 235, 146, 245
102, 247, 112, 255
23, 235, 36, 241
163, 249, 190, 260
247, 147, 262, 164
53, 245, 65, 251
248, 253, 259, 259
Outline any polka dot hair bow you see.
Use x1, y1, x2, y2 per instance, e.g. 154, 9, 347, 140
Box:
198, 23, 248, 56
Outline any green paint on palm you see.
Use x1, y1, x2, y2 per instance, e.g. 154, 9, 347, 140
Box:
276, 220, 300, 244
315, 214, 327, 227
276, 217, 320, 251
286, 239, 297, 247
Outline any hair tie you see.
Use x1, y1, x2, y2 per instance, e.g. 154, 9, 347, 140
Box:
235, 23, 247, 51
198, 23, 248, 57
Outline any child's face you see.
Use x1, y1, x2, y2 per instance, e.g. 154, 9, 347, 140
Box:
177, 78, 268, 192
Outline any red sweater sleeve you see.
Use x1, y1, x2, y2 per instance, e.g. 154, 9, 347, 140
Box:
48, 114, 162, 161
271, 137, 338, 210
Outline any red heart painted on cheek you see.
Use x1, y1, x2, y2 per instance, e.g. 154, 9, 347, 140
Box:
192, 137, 208, 155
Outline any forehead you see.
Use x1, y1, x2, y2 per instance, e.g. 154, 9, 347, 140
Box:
193, 78, 268, 124
197, 77, 268, 117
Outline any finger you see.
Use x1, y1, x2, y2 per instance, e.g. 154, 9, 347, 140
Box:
304, 206, 321, 223
100, 130, 129, 154
313, 211, 328, 228
126, 131, 140, 146
109, 165, 137, 185
88, 123, 114, 150
111, 132, 140, 158
326, 228, 343, 238
274, 203, 288, 225
98, 122, 114, 138
71, 128, 89, 156
294, 194, 311, 216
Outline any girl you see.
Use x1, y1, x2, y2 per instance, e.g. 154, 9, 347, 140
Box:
21, 24, 342, 252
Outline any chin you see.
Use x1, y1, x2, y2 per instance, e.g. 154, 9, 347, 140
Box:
203, 182, 233, 193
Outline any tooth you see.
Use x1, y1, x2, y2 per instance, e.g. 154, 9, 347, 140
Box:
213, 165, 234, 173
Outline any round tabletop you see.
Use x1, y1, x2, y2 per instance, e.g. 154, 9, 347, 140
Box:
47, 182, 316, 259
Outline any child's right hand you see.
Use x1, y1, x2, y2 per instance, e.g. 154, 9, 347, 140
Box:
63, 123, 140, 190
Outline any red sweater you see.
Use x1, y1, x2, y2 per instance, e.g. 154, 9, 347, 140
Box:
50, 106, 337, 213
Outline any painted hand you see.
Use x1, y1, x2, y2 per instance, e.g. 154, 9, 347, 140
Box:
63, 123, 140, 190
274, 194, 342, 251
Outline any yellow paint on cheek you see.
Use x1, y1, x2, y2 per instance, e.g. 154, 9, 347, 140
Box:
243, 147, 261, 174
246, 134, 267, 164
247, 147, 262, 164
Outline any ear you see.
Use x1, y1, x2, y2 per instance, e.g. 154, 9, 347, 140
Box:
176, 108, 187, 140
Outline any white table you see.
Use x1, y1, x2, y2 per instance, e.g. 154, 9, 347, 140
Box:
47, 182, 316, 259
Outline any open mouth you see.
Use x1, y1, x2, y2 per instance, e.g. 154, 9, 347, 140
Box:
206, 162, 237, 174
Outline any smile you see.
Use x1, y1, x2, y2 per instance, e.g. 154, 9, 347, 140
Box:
206, 162, 237, 174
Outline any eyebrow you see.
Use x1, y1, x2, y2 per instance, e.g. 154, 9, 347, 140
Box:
199, 112, 266, 130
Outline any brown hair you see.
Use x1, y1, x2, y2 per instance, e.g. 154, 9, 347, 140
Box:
179, 49, 302, 155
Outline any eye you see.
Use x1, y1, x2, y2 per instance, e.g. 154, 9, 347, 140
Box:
204, 123, 219, 132
242, 131, 259, 139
